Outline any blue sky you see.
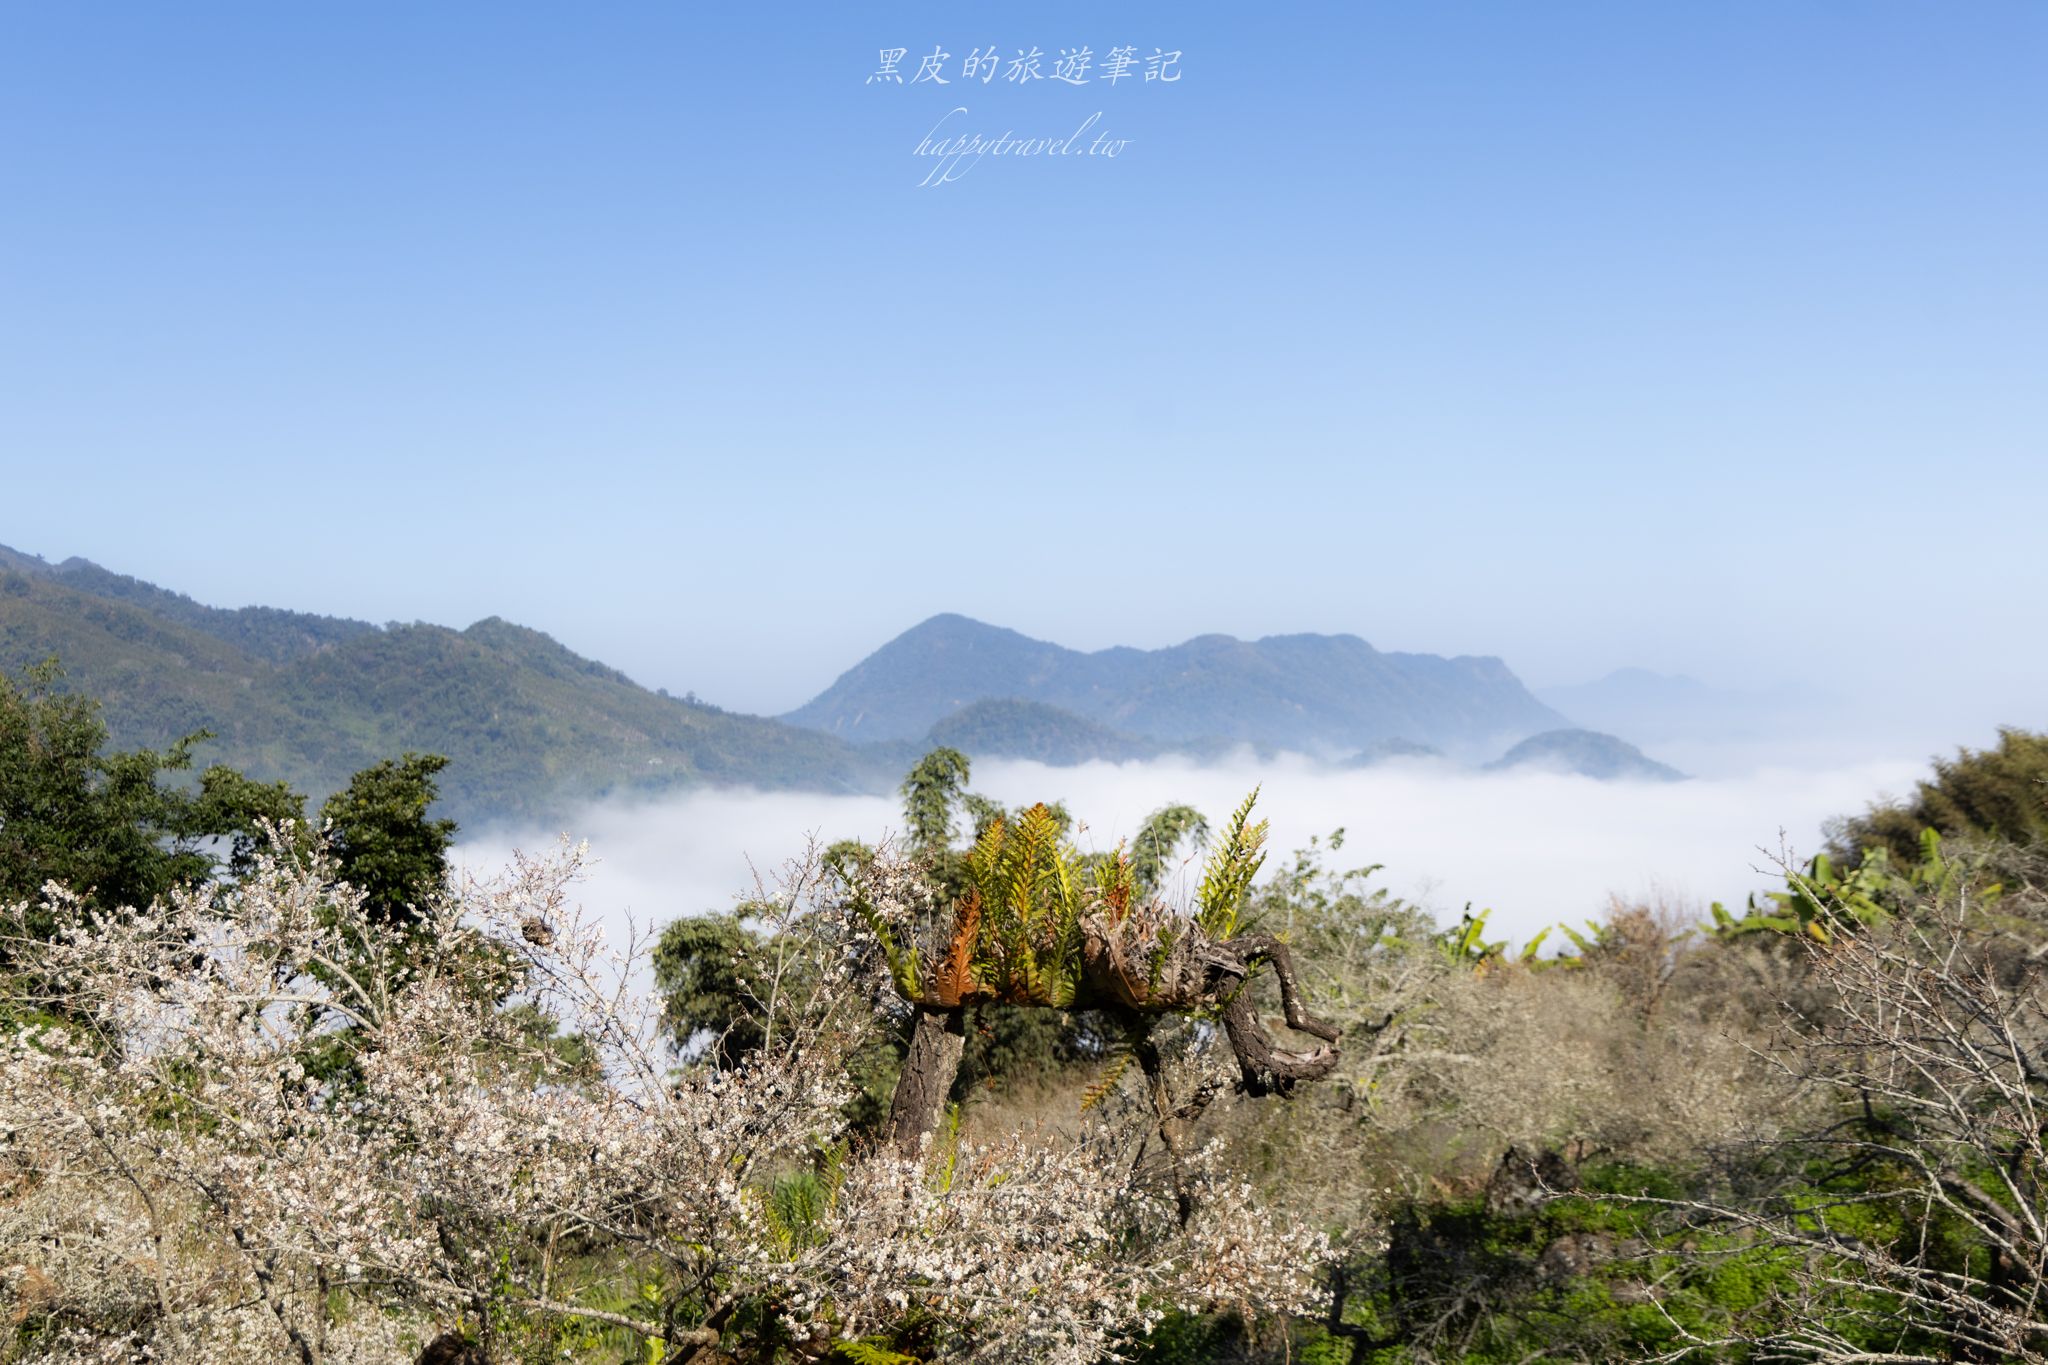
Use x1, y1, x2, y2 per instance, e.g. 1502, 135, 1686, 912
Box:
2, 2, 2042, 741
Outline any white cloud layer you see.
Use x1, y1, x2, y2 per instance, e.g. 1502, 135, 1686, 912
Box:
454, 752, 1930, 953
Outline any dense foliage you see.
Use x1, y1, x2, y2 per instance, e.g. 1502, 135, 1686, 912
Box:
0, 658, 300, 919
0, 661, 456, 929
1831, 726, 2048, 867
319, 754, 459, 929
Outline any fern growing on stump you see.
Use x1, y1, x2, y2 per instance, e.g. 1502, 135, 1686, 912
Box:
856, 786, 1341, 1161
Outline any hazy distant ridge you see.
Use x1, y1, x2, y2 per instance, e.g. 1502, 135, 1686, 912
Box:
784, 613, 1569, 753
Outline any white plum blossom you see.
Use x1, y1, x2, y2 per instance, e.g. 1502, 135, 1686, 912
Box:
0, 830, 1326, 1362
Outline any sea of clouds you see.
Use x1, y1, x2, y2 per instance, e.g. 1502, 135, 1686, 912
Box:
454, 752, 1930, 952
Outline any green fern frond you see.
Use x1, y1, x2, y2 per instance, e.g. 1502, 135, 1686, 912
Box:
1042, 957, 1079, 1009
968, 816, 1008, 901
1195, 788, 1269, 940
933, 1101, 964, 1193
1045, 848, 1083, 970
763, 1166, 840, 1253
837, 1339, 921, 1365
1147, 922, 1178, 989
852, 893, 921, 1000
1001, 809, 1039, 950
1080, 1047, 1134, 1112
1010, 804, 1060, 933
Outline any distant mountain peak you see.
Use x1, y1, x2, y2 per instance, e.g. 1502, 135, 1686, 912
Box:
1485, 729, 1686, 782
900, 612, 974, 633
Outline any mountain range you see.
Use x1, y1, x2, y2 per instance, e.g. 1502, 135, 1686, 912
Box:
783, 613, 1570, 755
0, 544, 1684, 824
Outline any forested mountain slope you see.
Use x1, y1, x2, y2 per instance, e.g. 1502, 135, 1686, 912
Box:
0, 546, 882, 823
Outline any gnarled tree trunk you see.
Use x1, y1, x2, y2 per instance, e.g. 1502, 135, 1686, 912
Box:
881, 919, 1341, 1161
882, 1006, 965, 1159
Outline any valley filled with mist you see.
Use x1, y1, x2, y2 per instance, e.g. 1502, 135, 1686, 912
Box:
457, 751, 1926, 952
